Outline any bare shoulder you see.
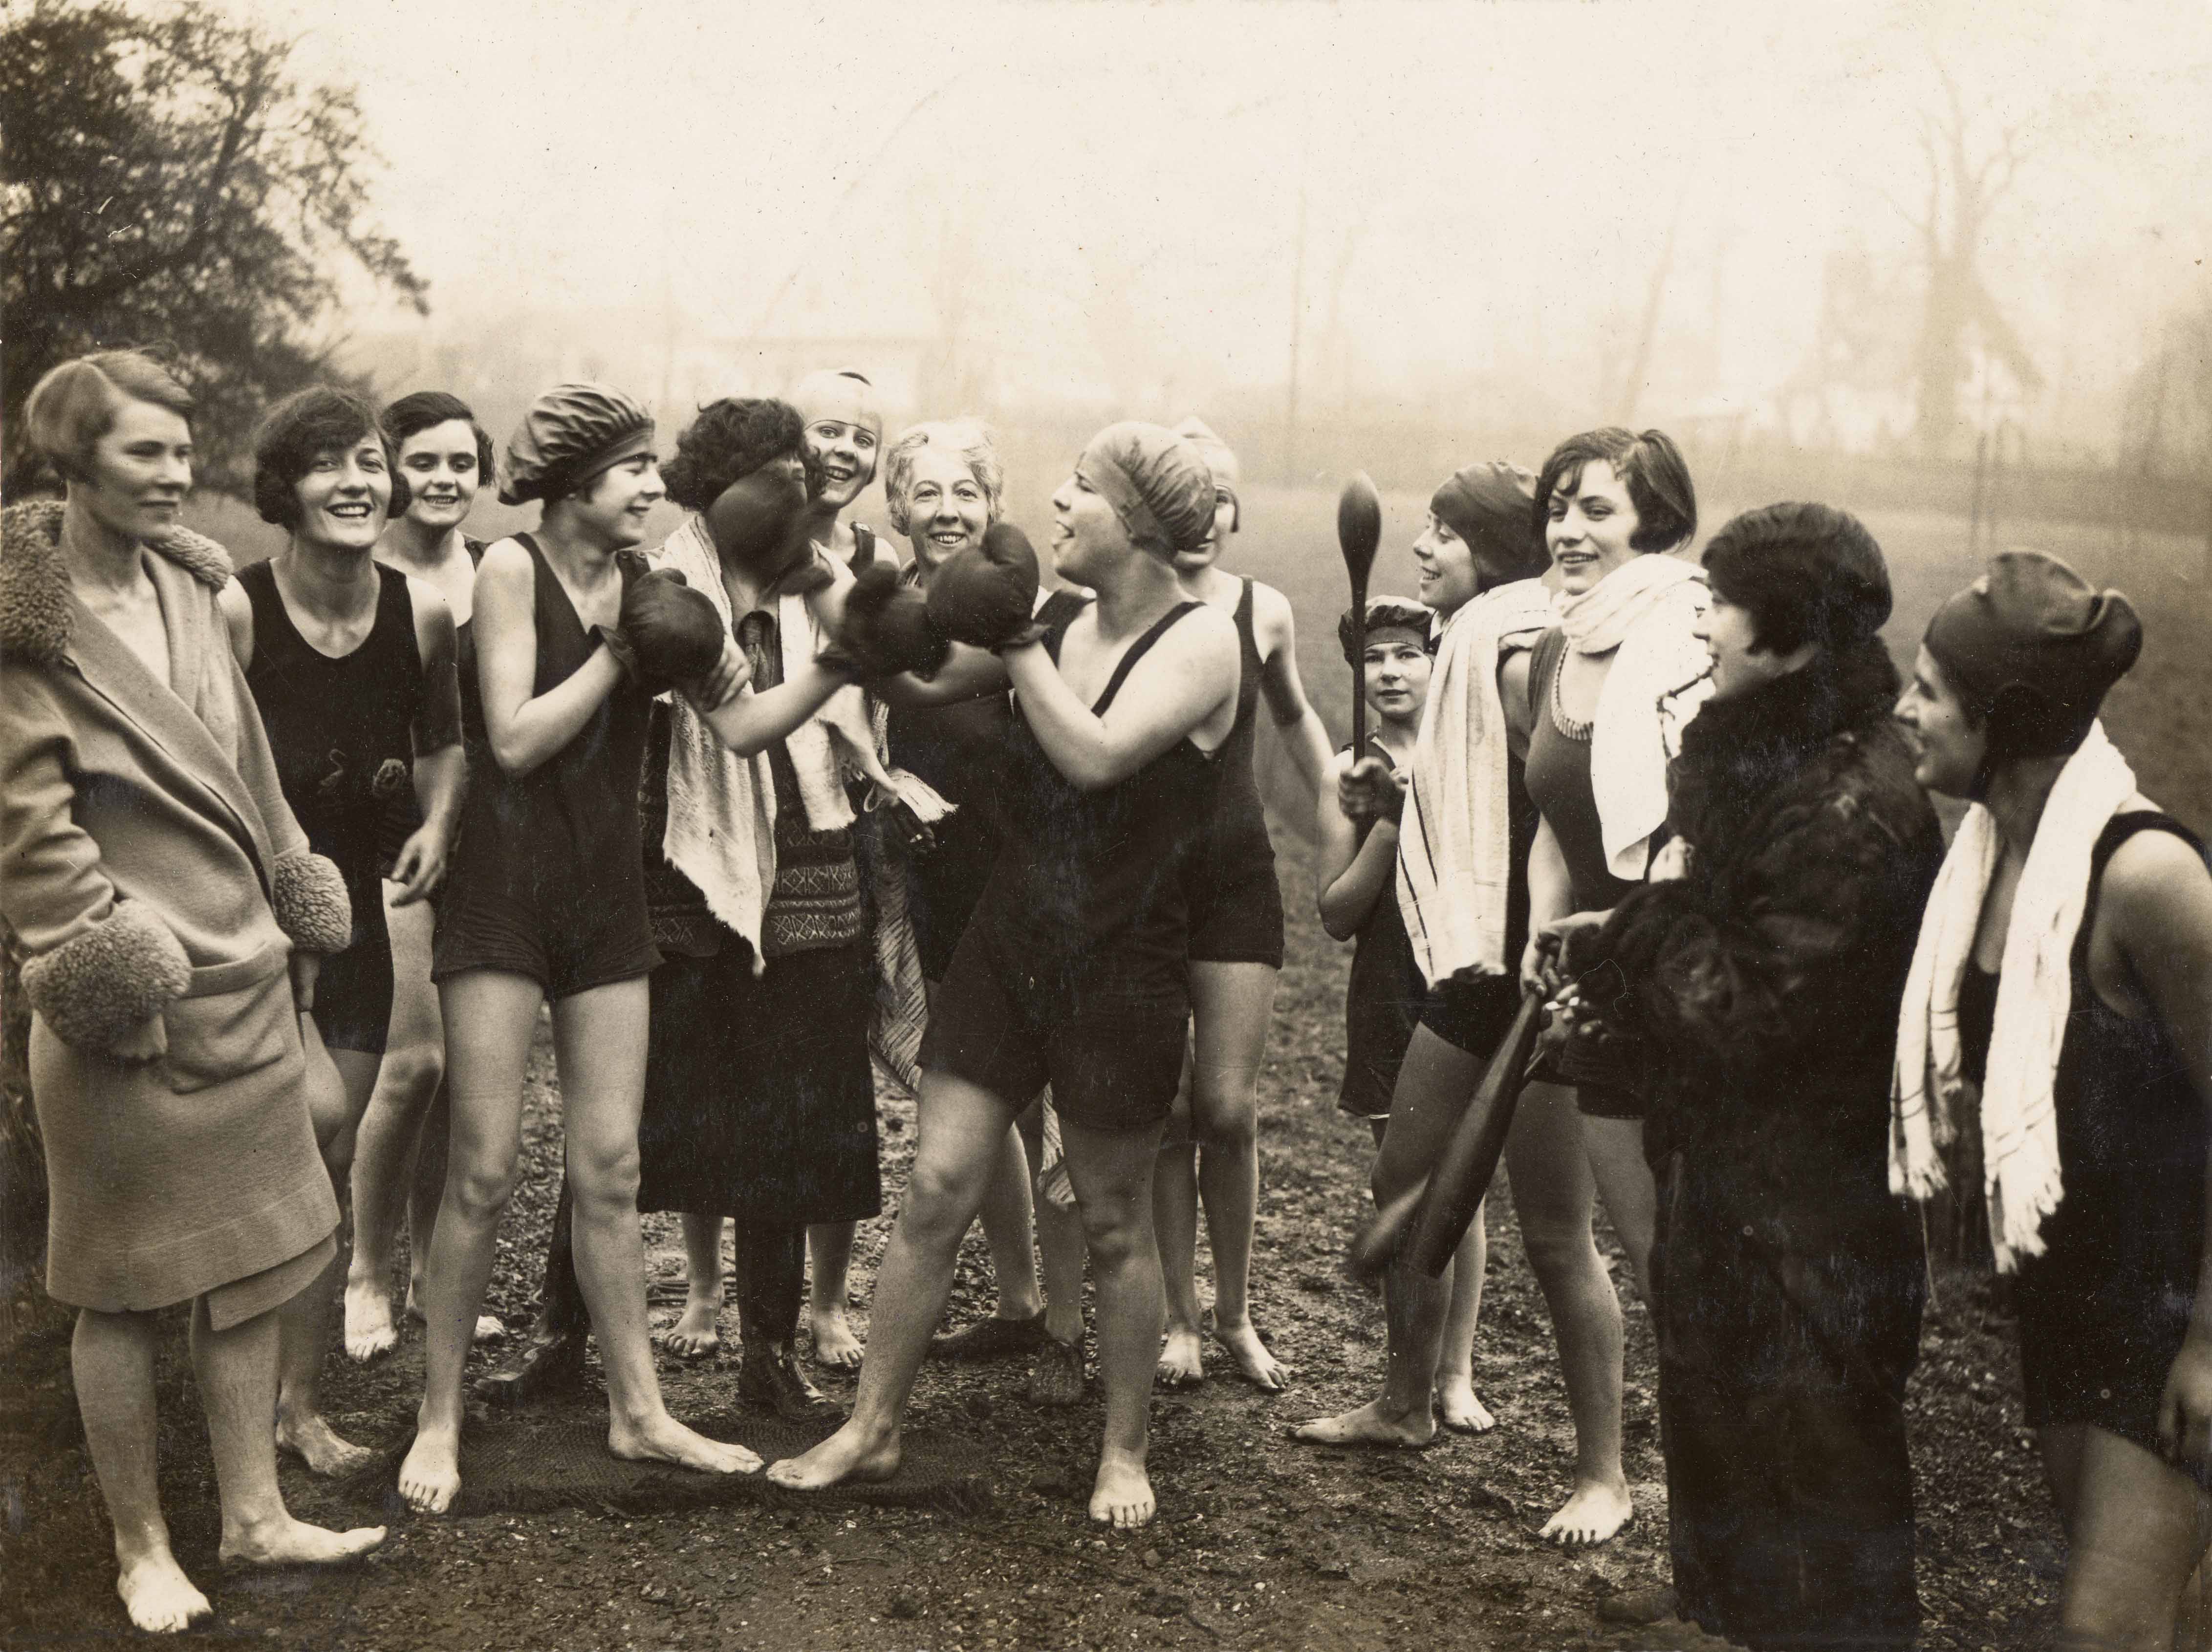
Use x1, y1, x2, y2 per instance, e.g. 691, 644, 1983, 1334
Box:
216, 577, 253, 654
2105, 821, 2212, 914
1172, 598, 1241, 659
1250, 579, 1298, 643
475, 536, 533, 583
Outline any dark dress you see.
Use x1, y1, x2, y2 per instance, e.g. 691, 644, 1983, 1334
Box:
924, 591, 1224, 1131
236, 558, 422, 1054
1959, 812, 2211, 1477
1591, 644, 1942, 1652
1338, 736, 1426, 1119
1181, 576, 1285, 969
432, 533, 658, 995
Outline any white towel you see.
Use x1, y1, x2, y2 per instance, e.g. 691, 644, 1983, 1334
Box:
1395, 579, 1554, 987
1557, 554, 1713, 881
1888, 721, 2140, 1270
649, 515, 880, 972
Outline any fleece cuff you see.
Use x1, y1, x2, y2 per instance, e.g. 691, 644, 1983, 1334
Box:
270, 852, 353, 954
20, 902, 192, 1054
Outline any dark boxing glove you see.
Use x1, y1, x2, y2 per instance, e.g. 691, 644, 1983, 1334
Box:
926, 521, 1041, 649
604, 548, 727, 694
840, 561, 951, 679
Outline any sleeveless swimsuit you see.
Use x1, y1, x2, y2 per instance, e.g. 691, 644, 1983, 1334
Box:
1182, 576, 1285, 969
1338, 734, 1427, 1119
922, 591, 1223, 1130
375, 536, 485, 872
432, 533, 658, 996
1959, 811, 2211, 1477
237, 559, 421, 1054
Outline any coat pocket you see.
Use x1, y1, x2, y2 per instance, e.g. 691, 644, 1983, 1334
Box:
161, 944, 297, 1095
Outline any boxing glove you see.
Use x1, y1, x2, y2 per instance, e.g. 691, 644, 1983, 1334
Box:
925, 521, 1041, 649
706, 466, 808, 564
840, 561, 951, 679
602, 549, 727, 694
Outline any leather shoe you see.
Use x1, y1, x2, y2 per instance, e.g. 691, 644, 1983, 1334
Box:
930, 1310, 1053, 1363
473, 1317, 587, 1407
1595, 1585, 1678, 1626
739, 1339, 840, 1422
1027, 1332, 1087, 1408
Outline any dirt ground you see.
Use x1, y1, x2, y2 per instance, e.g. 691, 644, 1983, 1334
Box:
1, 812, 2071, 1652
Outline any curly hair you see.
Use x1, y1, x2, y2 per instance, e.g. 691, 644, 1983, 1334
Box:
661, 398, 805, 512
883, 418, 1004, 536
381, 389, 496, 486
1702, 502, 1890, 657
1338, 596, 1436, 666
23, 350, 195, 484
252, 386, 408, 529
1533, 427, 1697, 555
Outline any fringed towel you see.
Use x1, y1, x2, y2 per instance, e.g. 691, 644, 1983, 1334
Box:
1557, 554, 1713, 881
1395, 578, 1553, 986
1888, 721, 2140, 1270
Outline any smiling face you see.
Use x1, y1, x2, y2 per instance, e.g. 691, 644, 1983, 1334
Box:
793, 374, 882, 510
900, 446, 990, 572
1693, 586, 1793, 702
1410, 513, 1479, 615
1049, 469, 1133, 586
1172, 489, 1238, 577
1363, 628, 1432, 728
1894, 644, 1987, 797
1545, 459, 1642, 596
568, 454, 666, 551
292, 433, 393, 554
77, 398, 194, 542
397, 418, 481, 533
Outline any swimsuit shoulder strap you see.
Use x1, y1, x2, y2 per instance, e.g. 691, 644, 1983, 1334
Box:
1093, 600, 1204, 715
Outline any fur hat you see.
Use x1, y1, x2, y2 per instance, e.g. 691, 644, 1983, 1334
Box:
500, 383, 654, 506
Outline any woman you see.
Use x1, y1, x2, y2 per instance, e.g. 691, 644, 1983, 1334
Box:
1520, 426, 1708, 1545
221, 387, 466, 1476
634, 397, 889, 1417
1, 352, 383, 1632
1149, 417, 1334, 1392
397, 383, 754, 1514
344, 390, 499, 1363
1583, 504, 1939, 1645
770, 422, 1240, 1530
1295, 463, 1550, 1450
1894, 550, 2212, 1649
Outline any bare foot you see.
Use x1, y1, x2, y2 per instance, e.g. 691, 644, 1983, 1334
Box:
1088, 1450, 1155, 1529
765, 1420, 901, 1491
217, 1514, 386, 1569
397, 1426, 462, 1515
343, 1276, 398, 1363
1434, 1373, 1496, 1434
810, 1303, 863, 1371
1538, 1477, 1633, 1547
275, 1409, 378, 1478
116, 1550, 211, 1634
607, 1410, 759, 1477
658, 1297, 721, 1359
1290, 1398, 1434, 1448
1157, 1326, 1205, 1387
1213, 1317, 1286, 1392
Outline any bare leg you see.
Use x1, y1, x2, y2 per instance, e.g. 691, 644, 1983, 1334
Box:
347, 888, 441, 1360
1435, 1219, 1496, 1433
1153, 1065, 1206, 1385
195, 1297, 385, 1568
2047, 1422, 2212, 1649
1026, 1102, 1090, 1349
807, 1221, 863, 1370
1061, 1115, 1171, 1528
975, 1121, 1045, 1321
1186, 961, 1282, 1390
548, 980, 757, 1478
663, 1214, 723, 1357
275, 1025, 377, 1476
72, 1309, 210, 1633
1509, 1083, 1632, 1546
1582, 1113, 1656, 1305
770, 1073, 1019, 1490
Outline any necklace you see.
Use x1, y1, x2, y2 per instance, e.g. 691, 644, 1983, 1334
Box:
1549, 647, 1595, 744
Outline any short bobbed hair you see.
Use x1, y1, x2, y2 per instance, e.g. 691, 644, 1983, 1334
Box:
252, 386, 407, 528
1533, 426, 1696, 555
23, 350, 196, 483
662, 398, 804, 513
1701, 501, 1891, 657
883, 419, 1004, 536
382, 390, 495, 484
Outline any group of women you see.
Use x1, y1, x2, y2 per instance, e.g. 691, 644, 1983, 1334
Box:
7, 346, 2212, 1651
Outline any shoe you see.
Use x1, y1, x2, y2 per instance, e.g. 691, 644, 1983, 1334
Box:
929, 1310, 1053, 1363
1595, 1585, 1678, 1626
739, 1340, 841, 1422
1027, 1332, 1087, 1408
472, 1317, 586, 1407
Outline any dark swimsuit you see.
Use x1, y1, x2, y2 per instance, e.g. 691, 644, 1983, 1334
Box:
923, 592, 1223, 1131
1338, 736, 1427, 1119
1960, 811, 2211, 1476
433, 533, 658, 996
237, 559, 422, 1054
1182, 577, 1285, 969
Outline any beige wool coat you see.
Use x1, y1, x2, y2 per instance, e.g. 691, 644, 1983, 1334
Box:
0, 500, 352, 1326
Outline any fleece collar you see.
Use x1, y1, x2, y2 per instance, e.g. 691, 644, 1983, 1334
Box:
1, 498, 233, 666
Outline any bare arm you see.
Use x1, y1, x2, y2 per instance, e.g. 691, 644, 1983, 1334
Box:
1000, 606, 1237, 792
694, 659, 854, 758
867, 640, 1011, 708
1499, 649, 1534, 763
473, 538, 627, 777
1521, 815, 1576, 994
217, 579, 255, 672
1317, 748, 1399, 941
1254, 582, 1335, 796
391, 581, 466, 903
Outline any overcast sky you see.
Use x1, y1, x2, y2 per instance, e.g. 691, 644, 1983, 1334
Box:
235, 0, 2212, 430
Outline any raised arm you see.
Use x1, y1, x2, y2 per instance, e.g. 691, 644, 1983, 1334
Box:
1316, 747, 1398, 941
1001, 604, 1237, 792
473, 538, 626, 778
1254, 582, 1335, 795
